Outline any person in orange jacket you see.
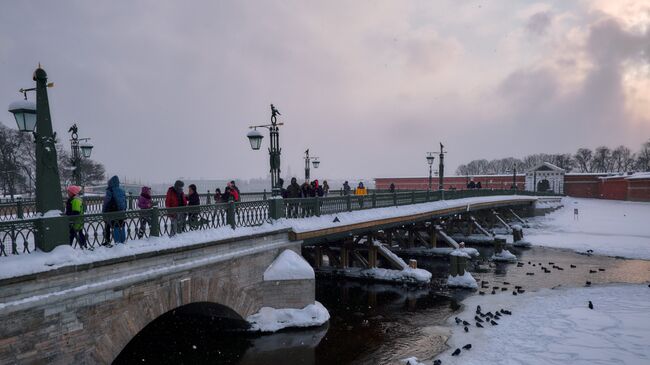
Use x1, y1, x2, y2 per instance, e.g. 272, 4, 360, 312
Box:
355, 182, 368, 196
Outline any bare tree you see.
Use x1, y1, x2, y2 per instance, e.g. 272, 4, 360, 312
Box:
573, 148, 593, 172
636, 139, 650, 172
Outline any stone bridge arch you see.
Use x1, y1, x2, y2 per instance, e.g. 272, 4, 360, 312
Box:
0, 231, 313, 364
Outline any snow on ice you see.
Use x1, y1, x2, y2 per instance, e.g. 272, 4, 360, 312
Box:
247, 301, 330, 332
446, 271, 478, 289
263, 249, 314, 281
490, 249, 517, 262
360, 267, 432, 284
527, 197, 650, 259
436, 284, 650, 365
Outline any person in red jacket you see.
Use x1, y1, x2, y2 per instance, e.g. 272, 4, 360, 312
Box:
166, 180, 188, 236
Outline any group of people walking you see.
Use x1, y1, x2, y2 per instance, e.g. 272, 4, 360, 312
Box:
64, 175, 372, 247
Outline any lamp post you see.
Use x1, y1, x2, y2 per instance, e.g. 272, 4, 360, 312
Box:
512, 163, 517, 190
8, 66, 62, 214
247, 104, 284, 197
426, 152, 435, 191
68, 124, 93, 187
438, 142, 446, 194
8, 66, 68, 252
304, 149, 320, 181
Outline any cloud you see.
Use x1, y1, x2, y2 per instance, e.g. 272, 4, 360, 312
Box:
526, 11, 553, 36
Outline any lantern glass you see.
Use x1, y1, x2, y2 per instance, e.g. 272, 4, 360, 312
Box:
426, 153, 435, 166
312, 159, 320, 168
247, 129, 264, 150
80, 144, 93, 158
8, 100, 37, 132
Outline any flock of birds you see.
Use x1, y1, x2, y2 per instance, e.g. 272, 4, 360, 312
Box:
475, 259, 608, 297
429, 257, 614, 363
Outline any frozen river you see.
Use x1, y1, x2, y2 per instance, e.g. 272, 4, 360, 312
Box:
114, 245, 650, 364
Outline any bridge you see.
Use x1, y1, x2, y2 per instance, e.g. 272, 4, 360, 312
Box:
0, 190, 560, 363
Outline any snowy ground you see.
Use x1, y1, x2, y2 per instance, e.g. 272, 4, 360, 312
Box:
526, 198, 650, 260
430, 284, 650, 365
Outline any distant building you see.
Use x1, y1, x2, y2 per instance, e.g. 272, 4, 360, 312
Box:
525, 162, 565, 194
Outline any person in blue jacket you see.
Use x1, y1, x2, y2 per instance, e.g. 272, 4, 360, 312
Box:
102, 175, 127, 245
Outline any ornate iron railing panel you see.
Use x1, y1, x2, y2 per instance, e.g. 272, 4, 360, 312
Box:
0, 218, 37, 256
234, 201, 270, 227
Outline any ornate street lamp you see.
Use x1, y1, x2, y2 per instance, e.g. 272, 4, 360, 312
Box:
246, 128, 264, 150
426, 152, 435, 191
304, 149, 320, 181
7, 67, 62, 215
68, 124, 93, 186
8, 98, 37, 132
7, 66, 67, 252
247, 104, 284, 196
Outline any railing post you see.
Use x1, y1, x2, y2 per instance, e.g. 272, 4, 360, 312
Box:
128, 192, 134, 210
411, 191, 415, 204
314, 196, 321, 217
263, 189, 267, 200
227, 201, 236, 229
372, 193, 376, 208
206, 190, 211, 205
393, 192, 397, 206
16, 197, 23, 219
35, 215, 68, 252
346, 194, 352, 212
269, 197, 285, 220
150, 207, 160, 237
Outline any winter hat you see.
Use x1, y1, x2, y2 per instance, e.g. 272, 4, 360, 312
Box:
174, 180, 184, 189
67, 185, 82, 196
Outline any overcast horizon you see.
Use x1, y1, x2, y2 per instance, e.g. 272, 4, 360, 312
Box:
1, 1, 649, 184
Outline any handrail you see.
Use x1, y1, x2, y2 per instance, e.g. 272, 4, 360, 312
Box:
0, 189, 559, 256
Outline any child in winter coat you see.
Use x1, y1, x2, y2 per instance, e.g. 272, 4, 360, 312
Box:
137, 186, 153, 238
65, 185, 87, 248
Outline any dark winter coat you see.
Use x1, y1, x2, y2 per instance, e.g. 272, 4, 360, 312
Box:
102, 176, 127, 213
286, 179, 302, 198
188, 191, 200, 206
343, 182, 351, 195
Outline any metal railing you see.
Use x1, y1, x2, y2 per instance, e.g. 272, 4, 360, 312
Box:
0, 189, 396, 222
0, 189, 559, 257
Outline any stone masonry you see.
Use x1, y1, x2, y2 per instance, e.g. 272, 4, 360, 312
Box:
0, 230, 314, 364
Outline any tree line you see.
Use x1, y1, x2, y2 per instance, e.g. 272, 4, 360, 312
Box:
456, 139, 650, 176
0, 123, 106, 198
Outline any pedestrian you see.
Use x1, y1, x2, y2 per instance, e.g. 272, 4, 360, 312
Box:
187, 184, 201, 229
65, 185, 87, 248
230, 180, 241, 201
322, 180, 330, 196
285, 177, 302, 217
213, 188, 222, 203
343, 181, 351, 195
467, 180, 476, 190
165, 180, 188, 236
102, 175, 127, 244
301, 180, 312, 198
314, 179, 324, 197
286, 177, 302, 198
355, 182, 368, 196
223, 186, 232, 202
278, 178, 287, 198
476, 181, 482, 189
389, 183, 396, 193
137, 186, 153, 238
